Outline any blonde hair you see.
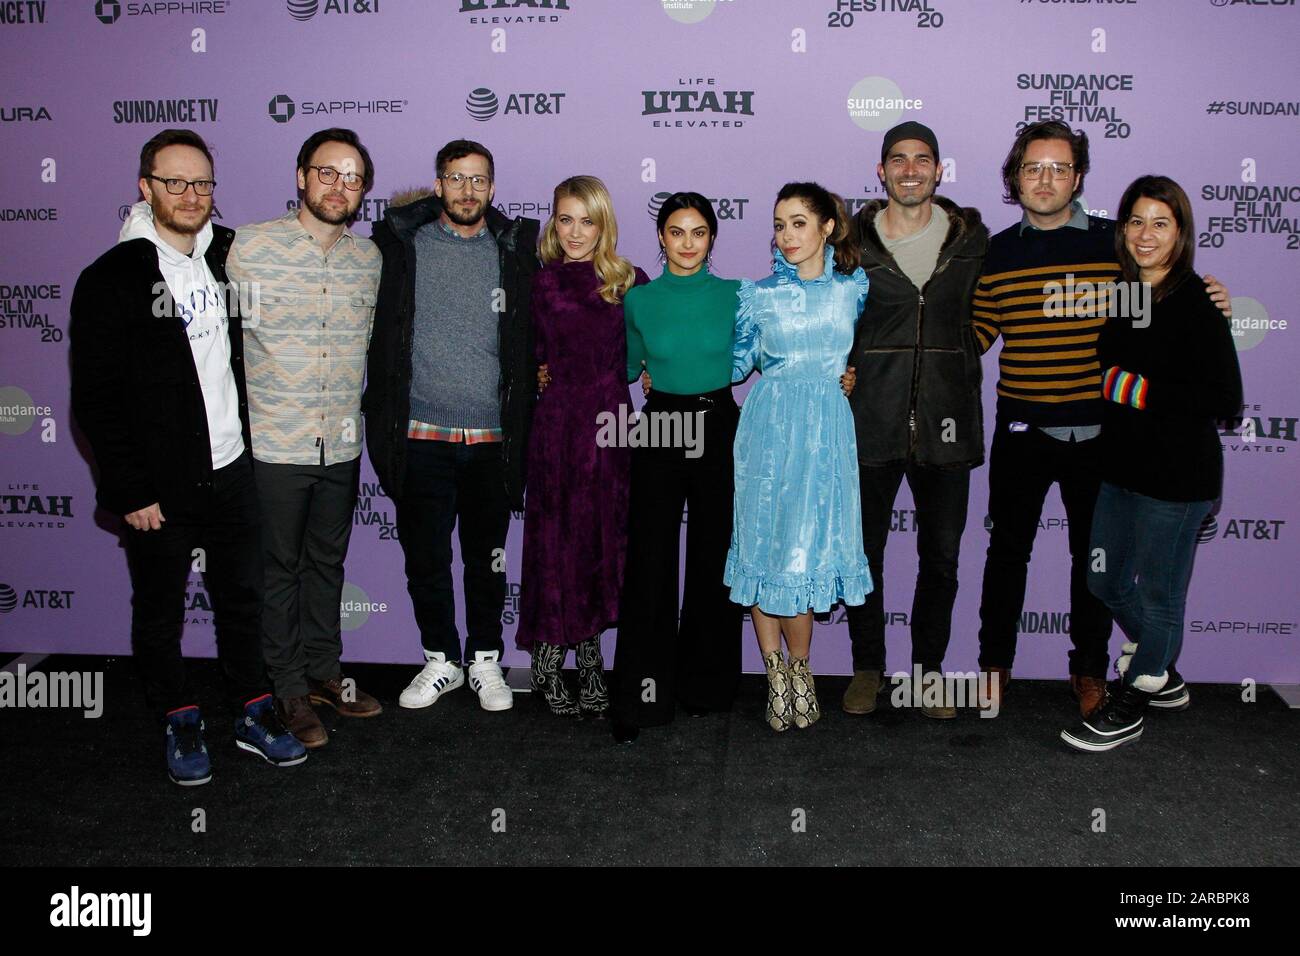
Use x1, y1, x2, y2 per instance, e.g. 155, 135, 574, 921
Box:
539, 175, 636, 304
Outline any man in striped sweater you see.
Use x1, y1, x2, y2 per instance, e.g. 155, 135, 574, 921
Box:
972, 121, 1230, 717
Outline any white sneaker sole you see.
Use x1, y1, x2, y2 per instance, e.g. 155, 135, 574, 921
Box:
169, 771, 212, 787
1059, 725, 1143, 753
236, 739, 309, 767
398, 672, 464, 709
473, 689, 514, 712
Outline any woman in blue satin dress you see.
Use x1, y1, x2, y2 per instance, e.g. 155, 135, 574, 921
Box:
725, 182, 873, 733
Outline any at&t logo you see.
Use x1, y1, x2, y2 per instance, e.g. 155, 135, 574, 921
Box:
288, 0, 381, 20
465, 87, 564, 121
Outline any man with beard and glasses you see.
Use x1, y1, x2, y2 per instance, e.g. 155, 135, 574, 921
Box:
71, 129, 306, 786
843, 122, 990, 719
972, 121, 1231, 718
364, 139, 540, 713
226, 128, 384, 748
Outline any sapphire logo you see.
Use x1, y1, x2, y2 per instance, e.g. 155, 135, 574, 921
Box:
0, 583, 16, 613
95, 0, 120, 23
288, 0, 318, 17
467, 88, 499, 121
269, 93, 405, 123
268, 94, 295, 123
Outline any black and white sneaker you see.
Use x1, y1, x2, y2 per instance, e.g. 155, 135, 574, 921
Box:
1061, 676, 1161, 753
1148, 665, 1190, 711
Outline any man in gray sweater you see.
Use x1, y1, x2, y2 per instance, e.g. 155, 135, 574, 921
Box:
364, 140, 540, 713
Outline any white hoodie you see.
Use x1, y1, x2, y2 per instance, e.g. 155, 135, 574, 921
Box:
119, 201, 244, 469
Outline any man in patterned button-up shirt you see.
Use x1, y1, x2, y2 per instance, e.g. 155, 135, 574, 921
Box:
227, 128, 383, 749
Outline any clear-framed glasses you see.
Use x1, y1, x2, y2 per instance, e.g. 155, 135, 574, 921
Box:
147, 175, 216, 196
1019, 161, 1075, 180
309, 165, 365, 191
441, 172, 492, 192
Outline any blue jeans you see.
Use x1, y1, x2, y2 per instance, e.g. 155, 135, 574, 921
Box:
1087, 482, 1213, 681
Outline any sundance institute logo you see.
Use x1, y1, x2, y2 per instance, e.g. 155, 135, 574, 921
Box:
847, 76, 923, 132
466, 88, 499, 122
662, 0, 715, 24
340, 581, 387, 631
268, 94, 295, 123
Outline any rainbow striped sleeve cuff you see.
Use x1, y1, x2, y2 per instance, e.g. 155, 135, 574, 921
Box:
1103, 366, 1149, 410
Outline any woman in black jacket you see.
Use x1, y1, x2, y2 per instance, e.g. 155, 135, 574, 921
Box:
1061, 175, 1243, 753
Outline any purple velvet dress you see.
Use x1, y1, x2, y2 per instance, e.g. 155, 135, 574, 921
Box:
516, 260, 649, 648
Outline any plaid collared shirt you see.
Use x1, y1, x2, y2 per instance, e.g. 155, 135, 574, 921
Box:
406, 421, 503, 443
227, 212, 381, 465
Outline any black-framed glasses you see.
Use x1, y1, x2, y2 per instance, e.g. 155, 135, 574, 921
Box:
147, 175, 216, 196
441, 172, 492, 192
308, 165, 365, 191
1019, 161, 1075, 180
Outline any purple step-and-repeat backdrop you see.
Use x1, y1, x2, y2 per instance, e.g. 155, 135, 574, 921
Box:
1, 0, 1297, 682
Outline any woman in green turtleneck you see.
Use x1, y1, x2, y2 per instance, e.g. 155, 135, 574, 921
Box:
600, 192, 743, 743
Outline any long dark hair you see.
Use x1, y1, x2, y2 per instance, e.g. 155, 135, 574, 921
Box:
1114, 175, 1196, 303
774, 182, 859, 274
1000, 120, 1089, 206
655, 191, 718, 260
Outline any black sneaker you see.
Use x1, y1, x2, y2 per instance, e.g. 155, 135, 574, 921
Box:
1061, 683, 1152, 753
1148, 665, 1190, 711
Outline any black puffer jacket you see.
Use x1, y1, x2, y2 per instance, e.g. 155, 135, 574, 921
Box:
363, 196, 540, 509
849, 196, 989, 468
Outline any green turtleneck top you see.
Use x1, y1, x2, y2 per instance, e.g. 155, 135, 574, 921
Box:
623, 264, 741, 395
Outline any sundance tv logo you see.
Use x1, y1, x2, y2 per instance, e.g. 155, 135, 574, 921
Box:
287, 0, 381, 20
268, 93, 406, 124
0, 1, 46, 24
96, 0, 230, 23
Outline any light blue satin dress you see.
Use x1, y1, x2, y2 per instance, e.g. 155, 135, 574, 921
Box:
723, 245, 873, 616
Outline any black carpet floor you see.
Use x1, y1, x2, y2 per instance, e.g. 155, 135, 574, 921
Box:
1, 654, 1295, 867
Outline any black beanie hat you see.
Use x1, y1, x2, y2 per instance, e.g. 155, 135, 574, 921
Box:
880, 121, 940, 163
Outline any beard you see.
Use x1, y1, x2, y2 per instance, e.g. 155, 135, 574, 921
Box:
304, 192, 355, 226
153, 201, 209, 236
886, 178, 936, 207
443, 197, 486, 226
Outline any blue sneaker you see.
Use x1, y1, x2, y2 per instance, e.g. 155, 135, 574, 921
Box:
165, 705, 212, 787
235, 694, 308, 768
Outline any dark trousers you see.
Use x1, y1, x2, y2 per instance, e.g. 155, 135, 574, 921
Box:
976, 421, 1113, 679
123, 450, 267, 721
612, 389, 743, 727
845, 461, 970, 673
394, 439, 510, 665
254, 455, 360, 698
1088, 482, 1212, 681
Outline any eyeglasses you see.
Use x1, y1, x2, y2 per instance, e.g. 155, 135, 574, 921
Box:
441, 172, 492, 192
1019, 162, 1075, 180
309, 165, 365, 191
147, 175, 216, 196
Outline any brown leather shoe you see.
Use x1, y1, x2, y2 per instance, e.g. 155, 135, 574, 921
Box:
1070, 675, 1108, 717
979, 666, 1010, 714
919, 672, 957, 719
842, 670, 881, 715
276, 695, 328, 749
309, 676, 383, 718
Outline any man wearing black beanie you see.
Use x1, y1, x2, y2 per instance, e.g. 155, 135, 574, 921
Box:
844, 121, 989, 719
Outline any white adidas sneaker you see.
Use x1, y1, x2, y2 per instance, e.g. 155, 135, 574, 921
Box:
398, 654, 464, 709
467, 651, 513, 712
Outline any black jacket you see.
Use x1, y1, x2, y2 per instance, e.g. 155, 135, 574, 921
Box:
363, 196, 540, 509
69, 226, 249, 518
848, 196, 989, 468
